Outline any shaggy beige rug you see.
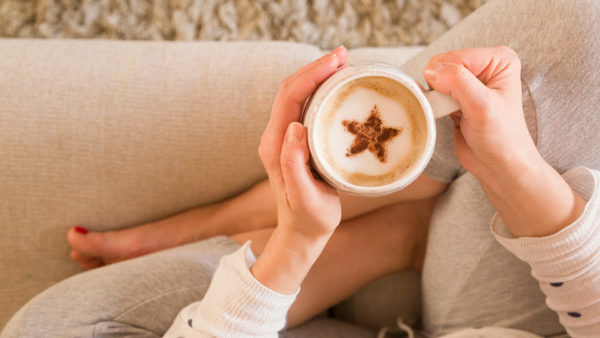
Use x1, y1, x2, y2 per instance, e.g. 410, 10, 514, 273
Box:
0, 0, 485, 48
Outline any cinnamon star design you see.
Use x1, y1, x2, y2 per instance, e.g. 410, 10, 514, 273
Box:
342, 104, 402, 163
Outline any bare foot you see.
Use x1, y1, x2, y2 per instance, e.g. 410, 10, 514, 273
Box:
67, 224, 167, 269
67, 180, 278, 269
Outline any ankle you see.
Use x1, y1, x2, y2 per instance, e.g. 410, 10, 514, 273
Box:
134, 220, 194, 252
205, 191, 276, 236
107, 227, 157, 258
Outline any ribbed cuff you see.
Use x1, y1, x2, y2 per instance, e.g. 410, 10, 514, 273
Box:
189, 241, 299, 337
491, 167, 600, 281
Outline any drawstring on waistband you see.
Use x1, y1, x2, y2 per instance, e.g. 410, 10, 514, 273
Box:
377, 317, 415, 338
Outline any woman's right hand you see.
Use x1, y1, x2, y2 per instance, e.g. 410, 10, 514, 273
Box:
424, 46, 538, 189
424, 46, 585, 237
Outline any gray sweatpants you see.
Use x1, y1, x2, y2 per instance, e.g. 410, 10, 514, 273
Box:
3, 0, 599, 337
0, 237, 375, 337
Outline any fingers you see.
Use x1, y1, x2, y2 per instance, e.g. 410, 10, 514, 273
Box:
70, 249, 103, 270
284, 46, 349, 95
279, 122, 319, 209
267, 46, 347, 146
425, 46, 520, 87
259, 46, 347, 193
425, 62, 491, 114
424, 46, 521, 118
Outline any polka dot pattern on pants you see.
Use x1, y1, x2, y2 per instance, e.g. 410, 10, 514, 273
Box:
567, 312, 581, 318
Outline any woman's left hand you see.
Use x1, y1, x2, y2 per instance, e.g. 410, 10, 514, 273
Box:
258, 47, 347, 242
250, 47, 347, 294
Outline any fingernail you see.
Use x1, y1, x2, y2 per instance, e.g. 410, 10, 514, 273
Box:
425, 63, 448, 82
74, 226, 88, 235
287, 123, 303, 143
424, 68, 436, 81
333, 45, 345, 54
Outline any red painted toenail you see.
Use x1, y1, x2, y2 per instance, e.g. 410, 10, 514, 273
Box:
74, 226, 89, 235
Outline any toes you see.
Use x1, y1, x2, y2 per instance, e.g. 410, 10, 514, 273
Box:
70, 249, 104, 270
67, 227, 110, 259
66, 225, 150, 267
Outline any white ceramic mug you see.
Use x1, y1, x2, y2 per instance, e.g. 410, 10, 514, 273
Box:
302, 62, 460, 197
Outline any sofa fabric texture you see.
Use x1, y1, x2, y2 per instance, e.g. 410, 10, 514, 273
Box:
0, 39, 423, 330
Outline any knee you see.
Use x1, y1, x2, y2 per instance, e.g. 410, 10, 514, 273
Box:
1, 278, 97, 337
2, 270, 168, 338
2, 238, 236, 338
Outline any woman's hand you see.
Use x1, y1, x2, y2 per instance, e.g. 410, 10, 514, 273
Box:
424, 46, 536, 187
250, 47, 347, 294
424, 46, 585, 237
258, 46, 347, 241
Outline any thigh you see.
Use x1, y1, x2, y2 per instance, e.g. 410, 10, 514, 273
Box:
230, 197, 436, 328
0, 237, 240, 338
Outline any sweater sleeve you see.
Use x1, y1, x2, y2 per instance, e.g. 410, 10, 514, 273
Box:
490, 167, 600, 338
163, 241, 299, 338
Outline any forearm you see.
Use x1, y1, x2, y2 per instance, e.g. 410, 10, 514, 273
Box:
250, 227, 330, 295
490, 167, 600, 337
478, 154, 586, 238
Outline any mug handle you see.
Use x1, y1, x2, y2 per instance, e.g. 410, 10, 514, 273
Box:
424, 90, 461, 119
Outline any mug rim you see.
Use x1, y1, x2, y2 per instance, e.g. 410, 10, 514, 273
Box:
303, 62, 437, 197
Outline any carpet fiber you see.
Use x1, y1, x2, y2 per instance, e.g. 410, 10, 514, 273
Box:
0, 0, 485, 48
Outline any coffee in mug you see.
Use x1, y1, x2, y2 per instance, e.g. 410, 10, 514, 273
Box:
302, 62, 459, 196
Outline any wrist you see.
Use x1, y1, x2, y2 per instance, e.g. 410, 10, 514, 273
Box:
478, 155, 586, 238
275, 225, 332, 268
476, 149, 547, 201
285, 221, 333, 246
250, 225, 331, 295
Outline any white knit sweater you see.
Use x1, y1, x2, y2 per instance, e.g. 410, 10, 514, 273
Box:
164, 167, 600, 338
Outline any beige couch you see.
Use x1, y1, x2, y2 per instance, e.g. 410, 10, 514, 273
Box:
0, 39, 424, 332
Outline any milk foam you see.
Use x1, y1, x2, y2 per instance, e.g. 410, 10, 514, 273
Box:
327, 88, 412, 175
315, 76, 427, 187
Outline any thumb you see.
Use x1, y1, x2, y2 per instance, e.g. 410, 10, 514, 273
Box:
425, 62, 492, 116
280, 122, 320, 208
